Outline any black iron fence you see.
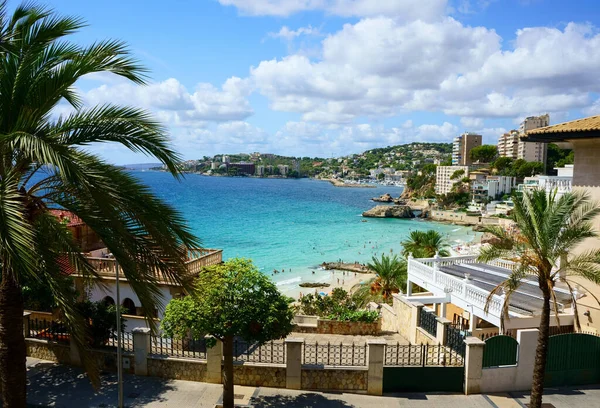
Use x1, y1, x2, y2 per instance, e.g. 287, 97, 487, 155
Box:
150, 336, 208, 359
384, 343, 464, 367
446, 325, 469, 357
105, 332, 134, 352
27, 318, 69, 344
302, 342, 367, 367
233, 340, 286, 364
419, 308, 438, 337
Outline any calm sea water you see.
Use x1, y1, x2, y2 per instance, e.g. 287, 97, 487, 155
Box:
131, 171, 476, 296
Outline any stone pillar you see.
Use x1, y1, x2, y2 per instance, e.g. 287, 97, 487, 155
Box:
409, 301, 424, 344
440, 302, 447, 319
367, 339, 386, 396
69, 336, 81, 367
206, 336, 223, 384
464, 336, 485, 395
23, 312, 31, 338
406, 280, 413, 296
132, 327, 151, 376
514, 329, 539, 390
285, 338, 304, 390
436, 317, 451, 345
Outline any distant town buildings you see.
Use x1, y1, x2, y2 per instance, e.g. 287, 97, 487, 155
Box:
452, 133, 482, 166
517, 164, 573, 199
498, 114, 549, 163
436, 165, 469, 195
222, 155, 230, 164
226, 162, 255, 175
255, 165, 265, 176
471, 175, 516, 202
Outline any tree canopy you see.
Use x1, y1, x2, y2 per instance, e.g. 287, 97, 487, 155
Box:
470, 145, 498, 163
401, 230, 451, 258
162, 258, 294, 343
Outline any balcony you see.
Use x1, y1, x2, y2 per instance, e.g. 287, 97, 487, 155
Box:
80, 248, 223, 284
407, 255, 575, 330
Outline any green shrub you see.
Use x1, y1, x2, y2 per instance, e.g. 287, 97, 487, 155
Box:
328, 310, 379, 323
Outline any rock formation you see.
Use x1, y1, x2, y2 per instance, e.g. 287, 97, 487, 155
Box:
371, 193, 394, 202
362, 205, 415, 218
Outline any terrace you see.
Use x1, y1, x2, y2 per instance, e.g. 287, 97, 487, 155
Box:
406, 254, 576, 332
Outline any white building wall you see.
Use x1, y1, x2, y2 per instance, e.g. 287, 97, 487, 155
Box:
87, 282, 174, 320
436, 166, 469, 195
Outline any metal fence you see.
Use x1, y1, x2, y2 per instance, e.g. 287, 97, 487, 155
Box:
419, 308, 438, 337
105, 331, 134, 352
302, 342, 368, 366
384, 343, 464, 367
446, 325, 469, 357
150, 336, 208, 359
27, 318, 68, 344
233, 340, 286, 364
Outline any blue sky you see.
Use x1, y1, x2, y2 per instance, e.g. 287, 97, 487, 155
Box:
42, 0, 600, 164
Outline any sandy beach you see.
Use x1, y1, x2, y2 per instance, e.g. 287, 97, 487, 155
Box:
295, 269, 376, 299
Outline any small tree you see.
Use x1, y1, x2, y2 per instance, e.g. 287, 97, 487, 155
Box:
161, 258, 294, 408
401, 230, 451, 258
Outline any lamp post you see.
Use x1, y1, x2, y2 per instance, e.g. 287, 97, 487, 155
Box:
115, 261, 124, 408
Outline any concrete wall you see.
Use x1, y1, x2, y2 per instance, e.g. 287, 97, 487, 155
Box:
301, 367, 368, 391
380, 304, 397, 332
480, 329, 538, 393
391, 294, 413, 340
415, 328, 437, 345
429, 210, 480, 225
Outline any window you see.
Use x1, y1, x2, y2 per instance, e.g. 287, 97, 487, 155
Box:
122, 298, 136, 315
102, 296, 115, 306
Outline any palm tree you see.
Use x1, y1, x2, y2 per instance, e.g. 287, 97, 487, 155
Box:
0, 4, 198, 406
352, 254, 407, 306
478, 189, 600, 408
401, 230, 450, 258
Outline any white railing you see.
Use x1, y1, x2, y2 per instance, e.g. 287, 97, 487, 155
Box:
81, 248, 223, 280
409, 256, 505, 320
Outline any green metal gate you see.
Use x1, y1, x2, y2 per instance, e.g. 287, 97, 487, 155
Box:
545, 333, 600, 387
482, 335, 518, 368
382, 343, 464, 393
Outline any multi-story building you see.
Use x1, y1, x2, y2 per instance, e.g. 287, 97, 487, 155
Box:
255, 165, 265, 176
517, 114, 549, 163
452, 133, 482, 165
277, 164, 289, 176
497, 130, 520, 159
516, 164, 573, 199
226, 162, 255, 175
435, 165, 469, 195
471, 176, 516, 202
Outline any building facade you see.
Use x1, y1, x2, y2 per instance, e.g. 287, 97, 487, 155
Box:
435, 165, 469, 195
497, 130, 520, 159
517, 114, 549, 163
452, 133, 482, 165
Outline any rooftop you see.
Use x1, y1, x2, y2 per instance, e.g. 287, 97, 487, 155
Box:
524, 115, 600, 142
49, 210, 86, 227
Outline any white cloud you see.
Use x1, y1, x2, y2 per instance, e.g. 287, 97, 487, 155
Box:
460, 117, 484, 128
250, 17, 600, 124
268, 25, 321, 41
218, 0, 447, 20
84, 77, 254, 125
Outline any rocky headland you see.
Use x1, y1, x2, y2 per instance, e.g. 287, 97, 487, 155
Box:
362, 205, 415, 218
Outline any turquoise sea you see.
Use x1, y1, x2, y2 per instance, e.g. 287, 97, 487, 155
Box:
132, 171, 477, 296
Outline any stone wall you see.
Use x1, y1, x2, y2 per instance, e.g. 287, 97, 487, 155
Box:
302, 367, 368, 391
26, 339, 70, 364
415, 328, 436, 345
391, 294, 413, 340
317, 319, 381, 335
90, 348, 135, 375
380, 304, 396, 332
294, 318, 381, 335
232, 363, 286, 388
148, 357, 207, 382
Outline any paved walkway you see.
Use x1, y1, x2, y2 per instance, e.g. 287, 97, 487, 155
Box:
23, 358, 600, 407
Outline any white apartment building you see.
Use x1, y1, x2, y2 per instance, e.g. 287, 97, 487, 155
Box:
517, 165, 573, 199
436, 165, 469, 195
517, 115, 550, 163
472, 176, 516, 202
497, 130, 520, 159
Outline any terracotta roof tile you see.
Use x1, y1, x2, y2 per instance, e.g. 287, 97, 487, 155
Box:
49, 209, 85, 227
527, 115, 600, 135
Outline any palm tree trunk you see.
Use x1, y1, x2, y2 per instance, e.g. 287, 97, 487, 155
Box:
222, 335, 234, 408
530, 290, 551, 408
0, 271, 27, 407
